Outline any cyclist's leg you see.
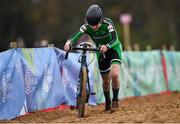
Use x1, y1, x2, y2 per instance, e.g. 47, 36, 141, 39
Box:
109, 47, 122, 109
101, 72, 111, 111
110, 62, 120, 108
98, 53, 112, 111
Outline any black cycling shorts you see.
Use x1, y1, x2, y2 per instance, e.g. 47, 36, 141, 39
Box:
98, 49, 121, 74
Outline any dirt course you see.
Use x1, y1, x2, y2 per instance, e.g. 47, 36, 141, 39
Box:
1, 92, 180, 123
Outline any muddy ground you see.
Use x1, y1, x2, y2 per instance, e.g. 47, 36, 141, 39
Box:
1, 92, 180, 123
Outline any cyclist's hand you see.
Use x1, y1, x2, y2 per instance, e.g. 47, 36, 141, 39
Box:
99, 45, 108, 53
64, 40, 72, 51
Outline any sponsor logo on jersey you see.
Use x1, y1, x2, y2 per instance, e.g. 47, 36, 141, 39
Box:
92, 33, 109, 40
108, 24, 114, 32
79, 25, 87, 33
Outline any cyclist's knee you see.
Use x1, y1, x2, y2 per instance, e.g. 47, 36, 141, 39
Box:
112, 73, 119, 80
110, 65, 120, 89
110, 64, 120, 81
111, 71, 119, 83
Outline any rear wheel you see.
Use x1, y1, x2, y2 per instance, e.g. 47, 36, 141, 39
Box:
77, 67, 87, 118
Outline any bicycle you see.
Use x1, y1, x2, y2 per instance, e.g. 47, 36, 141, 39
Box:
65, 42, 104, 118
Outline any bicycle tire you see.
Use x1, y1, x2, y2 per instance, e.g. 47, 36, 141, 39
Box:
77, 67, 87, 118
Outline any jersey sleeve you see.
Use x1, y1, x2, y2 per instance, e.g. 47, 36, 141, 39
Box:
69, 24, 88, 43
103, 18, 120, 49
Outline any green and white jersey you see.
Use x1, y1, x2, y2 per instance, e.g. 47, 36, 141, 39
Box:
69, 18, 122, 61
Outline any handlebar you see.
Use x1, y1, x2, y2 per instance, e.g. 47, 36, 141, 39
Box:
70, 47, 99, 52
65, 43, 105, 60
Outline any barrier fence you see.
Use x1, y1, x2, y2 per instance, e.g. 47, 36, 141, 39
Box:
0, 47, 179, 120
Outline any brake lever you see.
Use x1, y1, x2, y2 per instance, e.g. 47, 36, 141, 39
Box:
98, 45, 106, 59
65, 43, 73, 60
65, 50, 69, 59
102, 52, 106, 59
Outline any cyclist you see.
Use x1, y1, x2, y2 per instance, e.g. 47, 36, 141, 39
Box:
64, 4, 123, 111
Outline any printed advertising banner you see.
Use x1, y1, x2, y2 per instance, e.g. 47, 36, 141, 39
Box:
0, 48, 69, 120
0, 49, 25, 120
0, 48, 179, 120
163, 51, 180, 91
119, 51, 167, 98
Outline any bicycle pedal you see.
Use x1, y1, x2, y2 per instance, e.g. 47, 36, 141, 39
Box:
90, 92, 96, 95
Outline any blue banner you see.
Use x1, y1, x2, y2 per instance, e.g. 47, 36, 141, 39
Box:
17, 48, 69, 111
59, 50, 80, 106
0, 49, 26, 120
1, 48, 180, 120
0, 48, 69, 120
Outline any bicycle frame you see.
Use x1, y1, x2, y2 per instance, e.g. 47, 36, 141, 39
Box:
65, 42, 99, 118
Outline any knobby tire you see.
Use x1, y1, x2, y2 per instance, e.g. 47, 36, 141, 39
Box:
77, 67, 87, 118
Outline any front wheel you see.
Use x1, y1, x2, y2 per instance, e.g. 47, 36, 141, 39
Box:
77, 67, 87, 118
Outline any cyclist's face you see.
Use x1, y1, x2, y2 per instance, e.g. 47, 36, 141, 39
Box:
90, 23, 101, 31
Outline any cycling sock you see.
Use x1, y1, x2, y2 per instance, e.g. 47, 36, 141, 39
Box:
112, 88, 119, 101
104, 91, 111, 105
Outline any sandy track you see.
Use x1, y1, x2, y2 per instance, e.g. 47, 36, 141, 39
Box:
1, 92, 180, 123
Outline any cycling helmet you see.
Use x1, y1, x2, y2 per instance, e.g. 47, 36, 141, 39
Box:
85, 4, 103, 26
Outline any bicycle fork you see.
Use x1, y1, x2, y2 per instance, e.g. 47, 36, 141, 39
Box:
86, 66, 96, 96
76, 66, 96, 104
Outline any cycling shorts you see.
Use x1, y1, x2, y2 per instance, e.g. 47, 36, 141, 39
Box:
98, 48, 121, 74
